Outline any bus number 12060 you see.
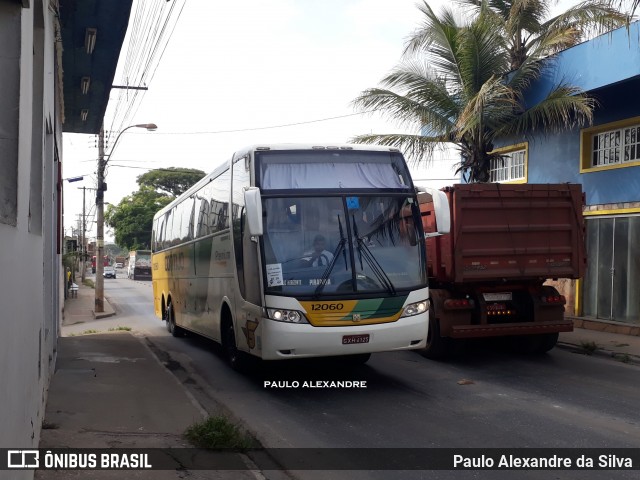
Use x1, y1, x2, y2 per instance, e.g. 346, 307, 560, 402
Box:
311, 303, 344, 311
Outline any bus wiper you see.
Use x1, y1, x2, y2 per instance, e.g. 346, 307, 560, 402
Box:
338, 214, 348, 271
351, 215, 396, 296
313, 215, 348, 298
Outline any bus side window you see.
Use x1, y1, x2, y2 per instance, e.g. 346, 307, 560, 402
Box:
197, 198, 210, 238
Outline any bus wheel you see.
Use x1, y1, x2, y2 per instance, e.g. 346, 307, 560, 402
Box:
222, 320, 251, 372
420, 310, 451, 360
166, 303, 183, 338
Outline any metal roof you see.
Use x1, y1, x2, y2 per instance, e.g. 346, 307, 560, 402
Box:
59, 0, 133, 134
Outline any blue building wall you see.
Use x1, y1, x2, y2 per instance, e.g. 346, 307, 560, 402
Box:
495, 22, 640, 207
525, 22, 640, 108
523, 79, 640, 205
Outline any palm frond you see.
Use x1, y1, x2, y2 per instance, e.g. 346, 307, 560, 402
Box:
349, 133, 449, 165
404, 2, 460, 56
505, 0, 549, 37
457, 11, 510, 96
404, 3, 467, 84
541, 0, 629, 42
497, 84, 595, 135
352, 84, 455, 137
455, 76, 519, 140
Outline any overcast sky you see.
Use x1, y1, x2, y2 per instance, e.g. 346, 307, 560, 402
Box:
62, 0, 578, 241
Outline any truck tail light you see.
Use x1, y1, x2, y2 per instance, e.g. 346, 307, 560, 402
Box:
540, 295, 566, 305
443, 298, 474, 310
486, 303, 516, 316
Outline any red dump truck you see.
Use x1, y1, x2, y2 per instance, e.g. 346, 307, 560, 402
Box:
419, 183, 586, 358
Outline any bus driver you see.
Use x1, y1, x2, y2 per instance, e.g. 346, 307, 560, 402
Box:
302, 234, 334, 267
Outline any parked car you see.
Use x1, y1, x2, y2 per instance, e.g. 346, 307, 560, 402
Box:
103, 266, 116, 279
115, 262, 124, 269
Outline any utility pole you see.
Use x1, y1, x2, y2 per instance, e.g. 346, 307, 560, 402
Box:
95, 126, 105, 312
94, 121, 156, 314
81, 186, 86, 282
76, 186, 96, 283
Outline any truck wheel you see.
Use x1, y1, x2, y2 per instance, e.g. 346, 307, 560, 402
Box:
165, 303, 183, 338
510, 333, 558, 354
421, 310, 451, 360
535, 332, 559, 353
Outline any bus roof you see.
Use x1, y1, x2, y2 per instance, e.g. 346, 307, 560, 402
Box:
235, 143, 401, 155
153, 144, 405, 219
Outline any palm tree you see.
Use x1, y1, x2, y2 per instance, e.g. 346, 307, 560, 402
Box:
351, 1, 595, 182
451, 0, 629, 70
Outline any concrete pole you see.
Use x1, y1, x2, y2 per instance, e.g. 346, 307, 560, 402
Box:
94, 122, 156, 314
95, 126, 105, 312
81, 186, 86, 282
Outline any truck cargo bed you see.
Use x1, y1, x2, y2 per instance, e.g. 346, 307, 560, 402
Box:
420, 183, 586, 284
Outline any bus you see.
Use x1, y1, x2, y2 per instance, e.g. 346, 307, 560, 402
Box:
151, 144, 449, 370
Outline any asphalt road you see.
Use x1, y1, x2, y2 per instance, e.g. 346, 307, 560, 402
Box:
75, 274, 640, 480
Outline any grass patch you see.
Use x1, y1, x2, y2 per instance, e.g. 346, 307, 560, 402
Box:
580, 340, 598, 355
613, 353, 630, 364
82, 329, 99, 335
185, 416, 256, 450
83, 279, 95, 288
108, 326, 132, 331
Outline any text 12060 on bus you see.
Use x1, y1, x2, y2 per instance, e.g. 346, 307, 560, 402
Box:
151, 144, 450, 370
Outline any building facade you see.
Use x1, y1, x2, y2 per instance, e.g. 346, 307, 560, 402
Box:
488, 22, 640, 331
0, 0, 63, 456
0, 1, 133, 472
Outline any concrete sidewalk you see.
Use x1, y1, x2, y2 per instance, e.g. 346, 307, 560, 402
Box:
63, 277, 115, 323
37, 282, 265, 479
559, 327, 640, 365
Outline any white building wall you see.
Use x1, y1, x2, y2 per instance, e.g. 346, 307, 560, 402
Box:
0, 4, 61, 475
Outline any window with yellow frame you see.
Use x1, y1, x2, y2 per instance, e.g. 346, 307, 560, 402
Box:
580, 116, 640, 172
488, 143, 528, 183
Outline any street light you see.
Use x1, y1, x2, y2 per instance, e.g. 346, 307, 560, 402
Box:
95, 123, 157, 313
65, 175, 85, 183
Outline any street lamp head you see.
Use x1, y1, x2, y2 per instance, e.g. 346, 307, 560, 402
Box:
65, 176, 85, 183
134, 123, 158, 131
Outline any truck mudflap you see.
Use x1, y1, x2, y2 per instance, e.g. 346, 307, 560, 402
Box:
450, 320, 573, 338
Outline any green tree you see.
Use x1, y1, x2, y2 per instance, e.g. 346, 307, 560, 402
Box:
137, 167, 206, 196
351, 1, 602, 182
105, 187, 172, 250
452, 0, 628, 70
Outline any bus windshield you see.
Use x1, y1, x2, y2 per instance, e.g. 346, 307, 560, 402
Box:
262, 195, 426, 297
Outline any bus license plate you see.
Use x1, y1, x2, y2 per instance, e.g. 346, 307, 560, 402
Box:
342, 334, 370, 345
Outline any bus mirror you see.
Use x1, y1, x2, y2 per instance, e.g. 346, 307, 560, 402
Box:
244, 187, 263, 236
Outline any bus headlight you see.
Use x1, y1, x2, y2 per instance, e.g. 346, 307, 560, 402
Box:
266, 308, 309, 324
400, 300, 429, 318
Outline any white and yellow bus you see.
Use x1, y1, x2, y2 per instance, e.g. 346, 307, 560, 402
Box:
151, 144, 449, 370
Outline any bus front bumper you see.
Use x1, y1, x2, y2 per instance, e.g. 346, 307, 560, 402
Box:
260, 314, 428, 360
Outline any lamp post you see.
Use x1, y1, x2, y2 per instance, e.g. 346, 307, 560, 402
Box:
95, 123, 157, 312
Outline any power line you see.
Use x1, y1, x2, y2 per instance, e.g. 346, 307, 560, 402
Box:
107, 0, 186, 137
108, 164, 206, 174
126, 109, 381, 135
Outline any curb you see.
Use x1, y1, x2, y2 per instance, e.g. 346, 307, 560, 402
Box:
556, 341, 640, 366
92, 296, 116, 319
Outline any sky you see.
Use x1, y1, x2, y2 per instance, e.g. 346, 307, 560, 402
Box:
62, 0, 579, 241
